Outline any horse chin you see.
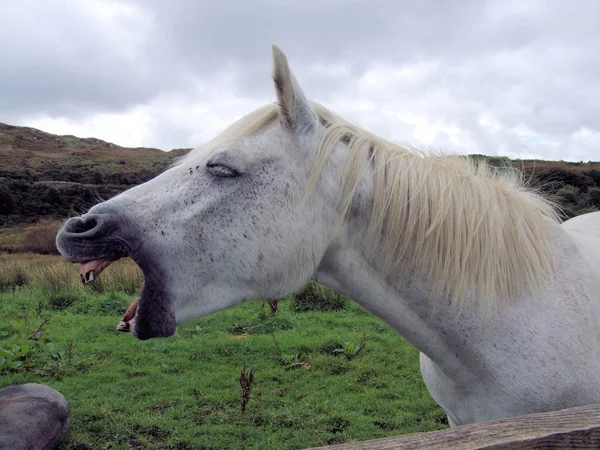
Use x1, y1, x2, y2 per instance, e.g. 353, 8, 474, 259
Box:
121, 260, 177, 341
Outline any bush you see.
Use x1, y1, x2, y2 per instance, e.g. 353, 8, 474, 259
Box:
487, 156, 512, 171
0, 185, 15, 215
291, 282, 348, 312
589, 187, 600, 207
93, 171, 104, 185
556, 185, 579, 204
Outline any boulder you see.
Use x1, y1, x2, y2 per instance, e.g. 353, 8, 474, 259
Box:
0, 383, 69, 450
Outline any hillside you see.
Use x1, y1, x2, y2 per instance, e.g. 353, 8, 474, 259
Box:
0, 123, 190, 227
0, 122, 599, 233
471, 154, 600, 218
0, 122, 191, 184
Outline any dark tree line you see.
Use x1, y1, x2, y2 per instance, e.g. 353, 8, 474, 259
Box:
0, 180, 127, 226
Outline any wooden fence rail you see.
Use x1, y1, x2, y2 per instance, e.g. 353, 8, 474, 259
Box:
310, 403, 600, 449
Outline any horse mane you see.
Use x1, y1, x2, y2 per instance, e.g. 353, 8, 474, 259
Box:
311, 103, 562, 307
182, 102, 561, 307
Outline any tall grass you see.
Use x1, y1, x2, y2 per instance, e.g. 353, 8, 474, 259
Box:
0, 253, 143, 298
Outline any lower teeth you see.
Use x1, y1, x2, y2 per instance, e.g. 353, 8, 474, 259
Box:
83, 270, 95, 285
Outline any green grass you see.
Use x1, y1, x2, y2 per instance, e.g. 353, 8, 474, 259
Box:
0, 286, 447, 450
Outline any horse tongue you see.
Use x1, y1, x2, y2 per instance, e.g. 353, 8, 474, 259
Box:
79, 258, 114, 285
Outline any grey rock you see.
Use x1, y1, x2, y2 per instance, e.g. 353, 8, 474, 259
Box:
0, 383, 69, 450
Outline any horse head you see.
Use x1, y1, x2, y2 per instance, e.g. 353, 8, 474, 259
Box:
56, 46, 343, 339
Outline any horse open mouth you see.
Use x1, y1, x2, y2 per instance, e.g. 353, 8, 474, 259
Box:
78, 257, 137, 332
77, 256, 176, 340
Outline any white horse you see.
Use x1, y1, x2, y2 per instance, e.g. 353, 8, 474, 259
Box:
56, 45, 600, 427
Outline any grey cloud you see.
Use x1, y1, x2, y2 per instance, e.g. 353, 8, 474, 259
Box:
0, 1, 189, 117
1, 0, 599, 160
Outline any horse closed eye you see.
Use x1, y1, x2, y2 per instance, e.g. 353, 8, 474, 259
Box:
207, 163, 240, 178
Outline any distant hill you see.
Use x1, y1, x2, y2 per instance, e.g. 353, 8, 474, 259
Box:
0, 122, 598, 230
0, 122, 190, 184
0, 122, 191, 227
469, 154, 600, 219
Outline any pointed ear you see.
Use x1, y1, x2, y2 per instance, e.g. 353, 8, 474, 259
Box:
272, 45, 318, 133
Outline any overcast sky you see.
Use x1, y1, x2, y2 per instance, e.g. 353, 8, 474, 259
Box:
1, 0, 599, 161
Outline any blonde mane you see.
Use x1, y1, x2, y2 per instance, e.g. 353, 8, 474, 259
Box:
311, 104, 562, 307
184, 102, 561, 307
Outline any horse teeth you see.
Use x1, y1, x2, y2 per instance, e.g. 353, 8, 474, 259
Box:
84, 270, 95, 284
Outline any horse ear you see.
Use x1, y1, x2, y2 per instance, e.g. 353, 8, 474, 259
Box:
272, 45, 318, 133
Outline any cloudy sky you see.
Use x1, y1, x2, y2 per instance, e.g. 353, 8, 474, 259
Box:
1, 0, 599, 161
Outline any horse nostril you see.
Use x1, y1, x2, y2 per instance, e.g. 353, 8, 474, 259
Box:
65, 216, 100, 234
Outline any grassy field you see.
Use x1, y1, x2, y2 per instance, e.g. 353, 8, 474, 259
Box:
0, 254, 447, 450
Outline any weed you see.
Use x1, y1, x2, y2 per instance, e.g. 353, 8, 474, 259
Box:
29, 317, 50, 340
277, 349, 311, 370
314, 401, 330, 414
239, 361, 255, 415
332, 331, 366, 360
0, 344, 33, 372
271, 332, 280, 353
36, 298, 46, 316
66, 339, 74, 366
228, 315, 293, 336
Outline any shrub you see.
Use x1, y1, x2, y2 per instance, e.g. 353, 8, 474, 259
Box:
487, 156, 512, 171
93, 171, 104, 185
556, 185, 579, 205
589, 187, 600, 207
291, 282, 348, 312
0, 185, 15, 214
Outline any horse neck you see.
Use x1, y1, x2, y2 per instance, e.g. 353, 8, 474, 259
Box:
312, 146, 570, 382
315, 187, 574, 385
315, 242, 477, 382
